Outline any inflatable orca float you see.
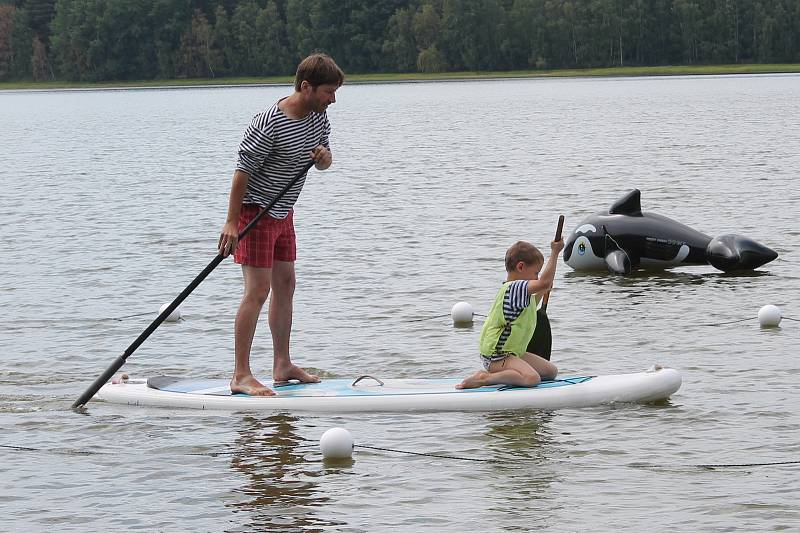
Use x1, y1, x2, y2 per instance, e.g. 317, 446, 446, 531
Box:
564, 189, 778, 275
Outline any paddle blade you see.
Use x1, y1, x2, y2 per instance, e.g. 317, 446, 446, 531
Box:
527, 308, 552, 361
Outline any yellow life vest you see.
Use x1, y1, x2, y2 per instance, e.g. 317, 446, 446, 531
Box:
478, 281, 538, 357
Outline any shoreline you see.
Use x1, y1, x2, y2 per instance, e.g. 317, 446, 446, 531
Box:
2, 63, 799, 91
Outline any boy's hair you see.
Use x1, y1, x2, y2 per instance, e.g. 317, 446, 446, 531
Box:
505, 241, 544, 272
295, 53, 345, 91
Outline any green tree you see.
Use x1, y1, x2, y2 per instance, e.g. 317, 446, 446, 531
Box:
285, 0, 315, 63
50, 0, 97, 80
441, 0, 508, 71
230, 0, 260, 74
383, 6, 417, 71
0, 5, 14, 79
150, 0, 192, 78
673, 0, 702, 63
539, 0, 574, 68
9, 6, 34, 79
341, 0, 408, 72
180, 8, 219, 77
94, 0, 157, 79
26, 0, 56, 40
254, 1, 291, 75
507, 0, 545, 68
413, 3, 440, 49
8, 0, 800, 82
212, 4, 234, 76
31, 34, 50, 79
417, 43, 446, 71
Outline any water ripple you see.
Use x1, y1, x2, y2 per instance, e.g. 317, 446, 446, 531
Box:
1, 75, 799, 531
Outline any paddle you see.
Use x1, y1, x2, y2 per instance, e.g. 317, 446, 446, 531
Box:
72, 160, 315, 409
526, 214, 565, 361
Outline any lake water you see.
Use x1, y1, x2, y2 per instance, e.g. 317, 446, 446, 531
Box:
1, 74, 799, 531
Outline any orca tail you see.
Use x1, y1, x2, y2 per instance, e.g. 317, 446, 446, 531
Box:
706, 234, 778, 271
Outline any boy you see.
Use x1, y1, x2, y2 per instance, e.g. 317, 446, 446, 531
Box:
457, 239, 564, 389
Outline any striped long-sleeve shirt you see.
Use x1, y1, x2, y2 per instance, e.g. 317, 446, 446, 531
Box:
236, 99, 331, 219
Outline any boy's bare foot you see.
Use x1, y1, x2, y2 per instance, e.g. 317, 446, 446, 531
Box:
456, 370, 490, 390
274, 363, 320, 384
231, 375, 276, 396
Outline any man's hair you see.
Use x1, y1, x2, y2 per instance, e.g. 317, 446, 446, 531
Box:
294, 53, 345, 91
504, 241, 544, 272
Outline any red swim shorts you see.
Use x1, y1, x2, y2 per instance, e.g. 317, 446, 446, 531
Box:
233, 205, 296, 268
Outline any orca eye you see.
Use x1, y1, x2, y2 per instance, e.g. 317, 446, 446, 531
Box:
578, 242, 586, 255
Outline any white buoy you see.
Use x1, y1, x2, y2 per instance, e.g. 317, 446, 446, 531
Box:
159, 303, 182, 322
320, 427, 354, 459
450, 301, 474, 324
758, 305, 782, 328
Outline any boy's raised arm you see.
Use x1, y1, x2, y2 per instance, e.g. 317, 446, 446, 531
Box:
527, 239, 565, 297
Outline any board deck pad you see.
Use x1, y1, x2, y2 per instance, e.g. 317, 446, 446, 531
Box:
146, 376, 594, 397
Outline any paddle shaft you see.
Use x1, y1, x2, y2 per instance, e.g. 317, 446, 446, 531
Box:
540, 214, 565, 312
72, 160, 315, 409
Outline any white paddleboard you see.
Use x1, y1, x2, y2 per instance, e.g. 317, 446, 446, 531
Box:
94, 365, 681, 412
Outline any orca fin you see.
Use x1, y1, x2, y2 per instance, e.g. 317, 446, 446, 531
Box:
605, 250, 633, 274
603, 233, 635, 274
609, 189, 642, 216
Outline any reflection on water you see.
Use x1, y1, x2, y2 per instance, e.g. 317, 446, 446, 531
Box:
564, 267, 773, 284
484, 410, 557, 460
482, 411, 561, 510
563, 268, 721, 287
227, 415, 340, 533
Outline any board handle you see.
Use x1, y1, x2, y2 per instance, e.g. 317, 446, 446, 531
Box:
352, 375, 385, 387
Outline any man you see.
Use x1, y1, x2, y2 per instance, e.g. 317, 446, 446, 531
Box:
218, 53, 344, 396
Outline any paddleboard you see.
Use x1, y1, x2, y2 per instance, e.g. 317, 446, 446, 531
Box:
94, 365, 681, 412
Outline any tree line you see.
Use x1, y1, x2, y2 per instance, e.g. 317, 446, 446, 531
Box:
1, 0, 799, 82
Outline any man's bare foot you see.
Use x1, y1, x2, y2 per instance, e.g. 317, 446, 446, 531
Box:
274, 363, 321, 384
456, 370, 490, 390
231, 375, 275, 396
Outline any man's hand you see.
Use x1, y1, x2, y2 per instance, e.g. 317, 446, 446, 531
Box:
219, 222, 239, 257
310, 145, 332, 170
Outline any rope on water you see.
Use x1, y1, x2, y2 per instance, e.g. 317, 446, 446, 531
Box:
0, 441, 486, 462
108, 311, 159, 321
696, 317, 753, 326
0, 443, 102, 456
697, 315, 797, 327
187, 443, 319, 457
695, 460, 800, 469
406, 313, 451, 323
5, 442, 800, 469
108, 312, 186, 322
355, 444, 493, 462
407, 313, 487, 323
